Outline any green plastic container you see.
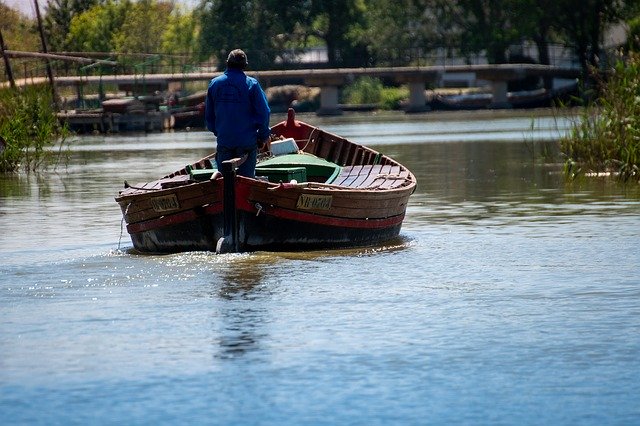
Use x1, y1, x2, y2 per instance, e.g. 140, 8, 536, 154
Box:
255, 166, 307, 183
189, 168, 216, 181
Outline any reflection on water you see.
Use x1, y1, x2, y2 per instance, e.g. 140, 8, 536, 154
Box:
217, 255, 268, 299
1, 110, 639, 425
214, 255, 269, 360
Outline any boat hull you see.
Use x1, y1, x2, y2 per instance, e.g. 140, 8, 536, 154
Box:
116, 109, 416, 254
122, 178, 409, 253
126, 208, 404, 253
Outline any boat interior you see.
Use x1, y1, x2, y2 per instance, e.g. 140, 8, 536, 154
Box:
119, 132, 413, 197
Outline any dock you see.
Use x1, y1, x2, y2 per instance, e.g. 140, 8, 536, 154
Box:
57, 110, 170, 133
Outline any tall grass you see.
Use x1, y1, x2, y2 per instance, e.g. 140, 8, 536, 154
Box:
0, 86, 68, 172
342, 77, 409, 110
560, 53, 640, 182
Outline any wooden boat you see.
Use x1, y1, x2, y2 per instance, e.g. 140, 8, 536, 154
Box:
429, 83, 579, 111
115, 109, 416, 253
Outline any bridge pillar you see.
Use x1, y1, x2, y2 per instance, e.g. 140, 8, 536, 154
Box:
489, 80, 511, 109
394, 69, 440, 113
406, 81, 428, 113
317, 85, 342, 116
304, 76, 344, 116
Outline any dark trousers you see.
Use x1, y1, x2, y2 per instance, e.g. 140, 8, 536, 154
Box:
215, 145, 257, 178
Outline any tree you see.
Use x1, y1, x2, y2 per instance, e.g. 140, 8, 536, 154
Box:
629, 15, 640, 52
308, 0, 368, 67
161, 6, 200, 57
198, 0, 253, 67
0, 3, 40, 52
360, 0, 455, 66
65, 0, 129, 52
503, 0, 566, 89
197, 0, 315, 69
557, 0, 638, 78
112, 0, 173, 54
44, 0, 103, 51
0, 3, 40, 85
453, 0, 522, 64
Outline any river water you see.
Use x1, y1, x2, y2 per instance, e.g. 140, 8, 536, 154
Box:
1, 110, 639, 425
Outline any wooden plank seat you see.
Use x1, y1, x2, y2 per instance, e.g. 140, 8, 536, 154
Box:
332, 164, 411, 189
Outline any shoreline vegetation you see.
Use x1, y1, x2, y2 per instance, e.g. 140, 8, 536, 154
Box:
561, 53, 640, 183
0, 56, 639, 181
1, 1, 638, 176
0, 86, 68, 173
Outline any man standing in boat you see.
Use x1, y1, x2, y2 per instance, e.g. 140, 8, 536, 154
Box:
205, 49, 271, 178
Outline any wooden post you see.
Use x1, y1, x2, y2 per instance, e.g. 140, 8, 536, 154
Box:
33, 0, 57, 104
221, 160, 238, 253
216, 155, 248, 254
0, 28, 16, 89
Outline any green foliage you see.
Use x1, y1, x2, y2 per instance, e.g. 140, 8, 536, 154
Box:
456, 0, 523, 64
161, 7, 200, 56
65, 0, 130, 52
308, 0, 368, 67
0, 87, 68, 173
44, 0, 103, 51
343, 77, 383, 104
0, 3, 40, 51
379, 86, 410, 110
342, 77, 408, 110
198, 0, 253, 65
197, 0, 314, 68
359, 0, 436, 65
61, 0, 197, 56
2, 0, 639, 87
113, 0, 172, 54
628, 16, 640, 52
560, 53, 640, 182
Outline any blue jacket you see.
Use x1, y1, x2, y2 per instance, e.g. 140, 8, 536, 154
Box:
205, 68, 271, 151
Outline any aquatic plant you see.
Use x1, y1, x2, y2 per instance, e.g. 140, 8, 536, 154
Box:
343, 76, 383, 105
0, 86, 68, 172
560, 53, 640, 182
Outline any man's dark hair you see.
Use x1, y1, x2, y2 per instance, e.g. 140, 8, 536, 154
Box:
227, 49, 248, 70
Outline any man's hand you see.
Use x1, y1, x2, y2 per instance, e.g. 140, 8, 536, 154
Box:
257, 136, 271, 152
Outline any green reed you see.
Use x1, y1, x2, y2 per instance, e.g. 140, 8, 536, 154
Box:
342, 76, 409, 110
561, 53, 640, 182
0, 86, 69, 172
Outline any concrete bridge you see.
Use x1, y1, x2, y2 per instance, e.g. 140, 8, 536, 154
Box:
8, 64, 580, 114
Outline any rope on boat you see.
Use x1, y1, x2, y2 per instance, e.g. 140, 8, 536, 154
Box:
117, 202, 132, 251
123, 180, 161, 191
300, 127, 320, 152
376, 173, 408, 180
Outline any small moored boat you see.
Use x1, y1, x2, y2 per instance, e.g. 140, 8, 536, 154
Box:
115, 109, 416, 253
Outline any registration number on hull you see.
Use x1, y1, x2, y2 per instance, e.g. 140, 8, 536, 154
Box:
296, 194, 332, 210
151, 194, 180, 212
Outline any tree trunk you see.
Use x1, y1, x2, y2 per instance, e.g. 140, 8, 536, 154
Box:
34, 0, 58, 105
534, 35, 553, 89
0, 28, 16, 89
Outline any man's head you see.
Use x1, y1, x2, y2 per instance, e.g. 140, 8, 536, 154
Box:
226, 49, 248, 70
